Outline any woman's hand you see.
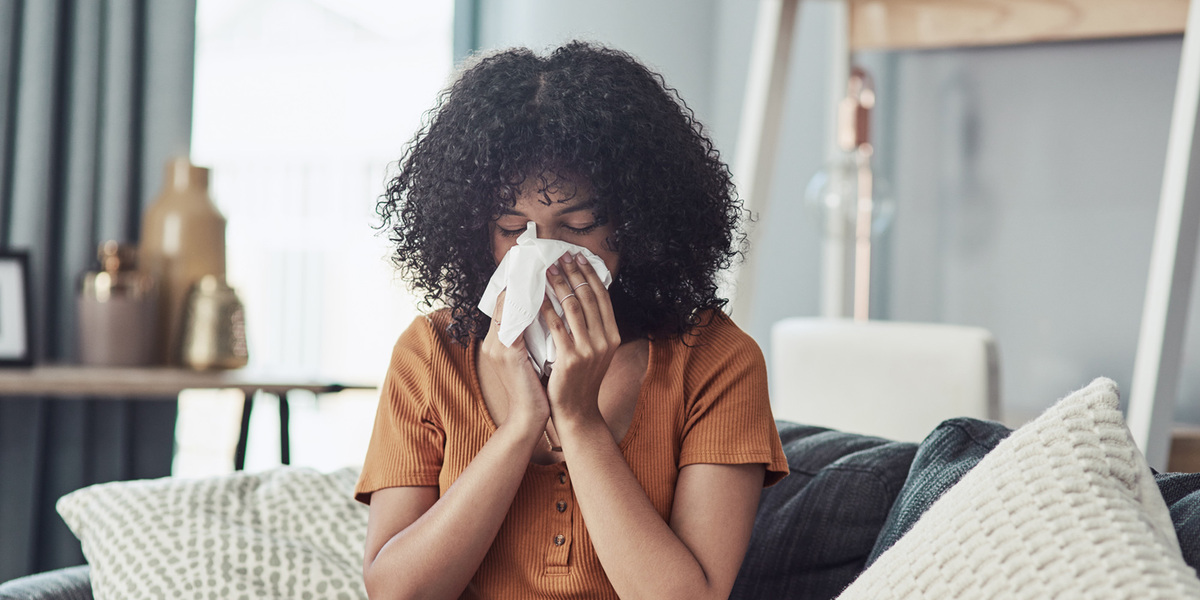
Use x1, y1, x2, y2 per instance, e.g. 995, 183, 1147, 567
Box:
364, 294, 557, 600
541, 252, 622, 426
479, 290, 551, 433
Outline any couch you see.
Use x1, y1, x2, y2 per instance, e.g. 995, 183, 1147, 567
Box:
3, 378, 1200, 599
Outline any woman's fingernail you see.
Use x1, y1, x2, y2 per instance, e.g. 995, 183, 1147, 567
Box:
548, 263, 560, 276
575, 253, 587, 265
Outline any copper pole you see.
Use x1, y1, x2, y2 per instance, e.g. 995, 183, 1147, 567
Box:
838, 67, 876, 321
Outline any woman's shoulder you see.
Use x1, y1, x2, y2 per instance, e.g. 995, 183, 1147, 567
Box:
657, 309, 765, 378
658, 310, 771, 417
390, 308, 469, 364
672, 309, 762, 356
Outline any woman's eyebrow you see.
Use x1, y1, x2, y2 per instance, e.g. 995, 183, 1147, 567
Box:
554, 201, 597, 216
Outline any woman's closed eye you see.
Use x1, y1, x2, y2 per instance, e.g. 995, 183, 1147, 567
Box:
563, 222, 600, 235
495, 222, 601, 237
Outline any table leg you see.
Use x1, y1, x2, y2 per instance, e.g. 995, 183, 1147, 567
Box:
234, 391, 255, 471
279, 391, 290, 465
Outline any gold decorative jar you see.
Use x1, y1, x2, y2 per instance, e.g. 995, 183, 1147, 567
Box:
179, 275, 248, 370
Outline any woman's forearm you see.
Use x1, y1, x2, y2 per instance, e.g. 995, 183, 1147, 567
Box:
557, 418, 725, 600
365, 420, 543, 600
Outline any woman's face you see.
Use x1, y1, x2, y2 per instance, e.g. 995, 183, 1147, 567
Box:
489, 174, 620, 276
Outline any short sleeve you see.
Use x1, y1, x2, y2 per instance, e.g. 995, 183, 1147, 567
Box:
678, 318, 789, 487
354, 316, 447, 504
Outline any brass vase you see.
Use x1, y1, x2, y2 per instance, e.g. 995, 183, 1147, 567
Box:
179, 275, 249, 370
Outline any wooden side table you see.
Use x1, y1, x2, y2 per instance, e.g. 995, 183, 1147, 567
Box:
0, 366, 376, 470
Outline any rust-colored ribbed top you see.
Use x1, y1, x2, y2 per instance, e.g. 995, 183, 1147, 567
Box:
356, 309, 788, 599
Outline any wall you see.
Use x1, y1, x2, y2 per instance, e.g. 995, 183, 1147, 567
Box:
472, 1, 1200, 426
477, 0, 719, 123
866, 37, 1184, 423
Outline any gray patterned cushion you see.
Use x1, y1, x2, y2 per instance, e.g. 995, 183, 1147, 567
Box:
56, 467, 367, 600
866, 416, 1013, 566
1156, 472, 1200, 571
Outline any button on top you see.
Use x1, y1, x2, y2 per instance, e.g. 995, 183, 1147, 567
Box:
556, 501, 567, 513
558, 472, 567, 484
554, 534, 566, 546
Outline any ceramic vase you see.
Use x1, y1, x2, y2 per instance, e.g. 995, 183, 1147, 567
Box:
140, 158, 227, 365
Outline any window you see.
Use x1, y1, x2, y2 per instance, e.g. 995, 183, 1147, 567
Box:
174, 0, 453, 476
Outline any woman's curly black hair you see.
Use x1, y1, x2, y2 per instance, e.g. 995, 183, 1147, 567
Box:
378, 41, 746, 345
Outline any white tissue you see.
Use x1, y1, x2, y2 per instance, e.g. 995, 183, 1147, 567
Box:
477, 222, 612, 376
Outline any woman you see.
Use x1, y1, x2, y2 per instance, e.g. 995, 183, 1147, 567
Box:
357, 41, 788, 600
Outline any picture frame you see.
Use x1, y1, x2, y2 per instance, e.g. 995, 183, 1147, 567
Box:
0, 252, 32, 367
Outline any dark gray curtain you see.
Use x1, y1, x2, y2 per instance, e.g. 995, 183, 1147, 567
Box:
0, 0, 195, 581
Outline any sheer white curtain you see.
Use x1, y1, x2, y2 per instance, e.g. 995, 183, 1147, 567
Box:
177, 0, 453, 476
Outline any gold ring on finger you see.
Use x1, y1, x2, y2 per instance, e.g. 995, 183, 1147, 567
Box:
559, 293, 576, 304
572, 282, 589, 291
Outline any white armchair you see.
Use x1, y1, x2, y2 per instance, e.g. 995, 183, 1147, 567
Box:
770, 318, 1000, 442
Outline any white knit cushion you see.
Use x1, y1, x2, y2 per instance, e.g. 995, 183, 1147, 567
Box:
57, 466, 367, 600
839, 378, 1200, 599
